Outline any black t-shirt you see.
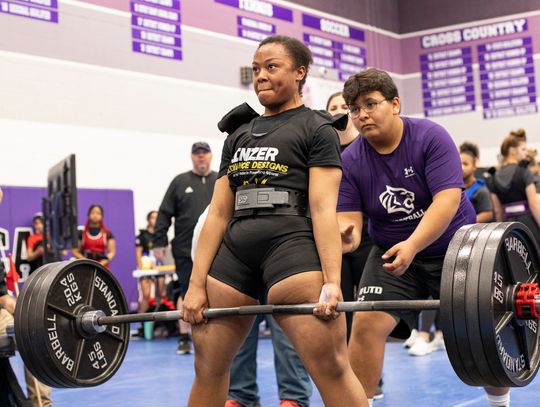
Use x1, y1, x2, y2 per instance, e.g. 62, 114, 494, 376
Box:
488, 164, 536, 204
467, 185, 493, 214
154, 171, 217, 258
219, 105, 342, 193
251, 107, 300, 136
135, 229, 155, 255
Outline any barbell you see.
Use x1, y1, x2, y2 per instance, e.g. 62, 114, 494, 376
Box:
4, 222, 540, 389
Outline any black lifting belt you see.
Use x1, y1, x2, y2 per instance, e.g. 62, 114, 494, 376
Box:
233, 186, 310, 218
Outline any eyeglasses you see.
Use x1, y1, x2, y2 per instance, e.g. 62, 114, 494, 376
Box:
348, 98, 388, 119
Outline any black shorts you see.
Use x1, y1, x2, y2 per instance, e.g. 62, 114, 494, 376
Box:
357, 245, 444, 339
174, 256, 193, 300
209, 216, 322, 299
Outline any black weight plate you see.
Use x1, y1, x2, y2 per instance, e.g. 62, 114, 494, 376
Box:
38, 260, 129, 387
464, 223, 505, 386
452, 223, 495, 386
32, 262, 78, 388
32, 260, 119, 387
32, 261, 88, 387
76, 261, 129, 387
32, 265, 67, 387
440, 223, 477, 385
31, 260, 97, 387
442, 222, 490, 386
22, 262, 67, 388
478, 222, 540, 387
14, 263, 59, 387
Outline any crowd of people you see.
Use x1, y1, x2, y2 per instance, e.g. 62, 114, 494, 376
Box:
1, 34, 540, 407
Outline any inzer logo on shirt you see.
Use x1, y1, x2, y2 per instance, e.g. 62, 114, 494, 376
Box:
379, 186, 415, 215
404, 166, 415, 178
185, 186, 194, 193
231, 147, 279, 163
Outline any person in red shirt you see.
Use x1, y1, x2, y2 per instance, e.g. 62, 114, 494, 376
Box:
73, 205, 116, 270
26, 214, 45, 274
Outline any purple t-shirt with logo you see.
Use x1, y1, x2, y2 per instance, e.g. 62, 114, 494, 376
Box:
337, 116, 476, 256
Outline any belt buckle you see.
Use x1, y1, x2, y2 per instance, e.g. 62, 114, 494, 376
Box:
234, 188, 289, 211
235, 190, 253, 210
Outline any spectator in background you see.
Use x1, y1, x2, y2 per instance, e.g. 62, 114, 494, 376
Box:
26, 214, 45, 274
488, 134, 540, 245
327, 91, 358, 149
460, 142, 494, 223
72, 205, 116, 269
509, 128, 526, 140
136, 211, 158, 269
512, 128, 540, 196
135, 211, 166, 321
154, 142, 217, 355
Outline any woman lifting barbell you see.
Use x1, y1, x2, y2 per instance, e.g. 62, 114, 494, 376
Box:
181, 35, 368, 407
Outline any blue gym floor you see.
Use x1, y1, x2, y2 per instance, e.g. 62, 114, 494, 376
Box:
9, 334, 539, 406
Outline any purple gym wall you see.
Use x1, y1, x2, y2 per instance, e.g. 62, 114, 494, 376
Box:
292, 0, 540, 34
1, 0, 540, 179
1, 0, 539, 118
60, 0, 540, 35
0, 185, 139, 311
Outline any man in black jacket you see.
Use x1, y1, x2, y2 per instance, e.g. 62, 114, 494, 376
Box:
154, 142, 217, 354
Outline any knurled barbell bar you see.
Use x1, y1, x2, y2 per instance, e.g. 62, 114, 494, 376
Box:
4, 222, 540, 389
81, 299, 441, 335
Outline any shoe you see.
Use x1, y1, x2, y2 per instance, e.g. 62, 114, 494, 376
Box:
224, 400, 245, 407
403, 329, 418, 348
279, 401, 301, 407
258, 320, 271, 338
428, 332, 445, 352
373, 378, 384, 400
408, 337, 432, 356
259, 325, 271, 338
177, 337, 192, 355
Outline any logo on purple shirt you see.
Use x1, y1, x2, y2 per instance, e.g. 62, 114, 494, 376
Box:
404, 166, 416, 177
379, 186, 416, 215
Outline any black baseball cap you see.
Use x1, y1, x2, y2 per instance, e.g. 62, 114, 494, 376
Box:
192, 142, 211, 153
